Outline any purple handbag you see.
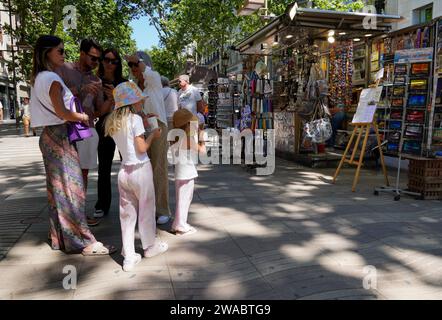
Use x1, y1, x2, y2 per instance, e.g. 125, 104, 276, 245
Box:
67, 96, 93, 143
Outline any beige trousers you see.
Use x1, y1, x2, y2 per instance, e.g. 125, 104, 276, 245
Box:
148, 121, 171, 216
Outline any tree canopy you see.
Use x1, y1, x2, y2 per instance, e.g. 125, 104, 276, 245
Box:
2, 0, 137, 82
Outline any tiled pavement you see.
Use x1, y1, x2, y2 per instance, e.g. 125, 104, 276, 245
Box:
1, 122, 442, 300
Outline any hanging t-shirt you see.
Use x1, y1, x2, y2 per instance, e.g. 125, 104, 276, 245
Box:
30, 71, 71, 128
178, 85, 201, 115
111, 114, 150, 166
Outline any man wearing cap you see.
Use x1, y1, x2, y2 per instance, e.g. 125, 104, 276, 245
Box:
177, 75, 204, 116
126, 52, 171, 225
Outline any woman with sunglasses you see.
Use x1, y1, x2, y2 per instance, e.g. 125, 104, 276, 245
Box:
29, 35, 115, 256
94, 48, 127, 218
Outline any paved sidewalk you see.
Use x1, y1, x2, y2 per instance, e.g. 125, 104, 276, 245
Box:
1, 122, 442, 300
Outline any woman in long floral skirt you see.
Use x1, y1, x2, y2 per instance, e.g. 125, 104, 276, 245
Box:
30, 35, 115, 255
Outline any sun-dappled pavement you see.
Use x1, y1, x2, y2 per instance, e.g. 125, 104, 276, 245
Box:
1, 122, 442, 300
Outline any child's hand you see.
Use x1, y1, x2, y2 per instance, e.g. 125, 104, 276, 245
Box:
150, 128, 162, 139
142, 114, 149, 129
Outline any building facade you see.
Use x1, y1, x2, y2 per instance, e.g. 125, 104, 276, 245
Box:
385, 0, 442, 29
0, 2, 30, 120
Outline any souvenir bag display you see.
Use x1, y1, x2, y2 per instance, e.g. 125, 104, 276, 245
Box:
304, 99, 332, 144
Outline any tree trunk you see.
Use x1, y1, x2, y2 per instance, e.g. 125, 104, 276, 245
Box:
50, 0, 62, 35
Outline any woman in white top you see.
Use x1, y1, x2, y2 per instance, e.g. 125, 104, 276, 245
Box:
126, 51, 171, 225
170, 108, 206, 235
30, 35, 115, 256
105, 81, 168, 272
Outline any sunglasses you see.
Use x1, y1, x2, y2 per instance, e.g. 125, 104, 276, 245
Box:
87, 53, 102, 62
103, 57, 119, 65
128, 61, 140, 68
57, 48, 65, 55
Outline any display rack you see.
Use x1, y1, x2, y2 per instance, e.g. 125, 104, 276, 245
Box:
207, 79, 218, 129
216, 77, 233, 129
428, 19, 442, 155
375, 52, 433, 200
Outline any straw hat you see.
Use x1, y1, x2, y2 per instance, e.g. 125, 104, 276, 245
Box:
173, 108, 198, 128
113, 81, 148, 109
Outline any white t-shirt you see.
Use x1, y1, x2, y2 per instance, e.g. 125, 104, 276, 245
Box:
172, 139, 198, 180
162, 87, 178, 120
30, 71, 71, 128
141, 68, 167, 126
111, 114, 150, 166
178, 86, 201, 115
21, 104, 31, 117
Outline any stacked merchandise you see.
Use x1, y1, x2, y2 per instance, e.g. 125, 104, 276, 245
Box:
329, 41, 353, 112
385, 59, 432, 156
432, 20, 442, 154
216, 77, 233, 129
207, 79, 218, 129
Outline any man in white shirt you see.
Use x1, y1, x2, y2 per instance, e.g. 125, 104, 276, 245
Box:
161, 76, 178, 130
0, 99, 3, 121
177, 75, 204, 115
126, 52, 171, 225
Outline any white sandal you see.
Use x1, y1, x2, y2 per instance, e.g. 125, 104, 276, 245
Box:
82, 242, 116, 256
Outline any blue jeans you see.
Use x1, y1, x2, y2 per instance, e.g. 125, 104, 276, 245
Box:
327, 111, 346, 147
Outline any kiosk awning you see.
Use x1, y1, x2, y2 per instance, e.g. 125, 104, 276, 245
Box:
236, 5, 403, 54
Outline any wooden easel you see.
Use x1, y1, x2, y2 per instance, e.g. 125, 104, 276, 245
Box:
333, 81, 390, 192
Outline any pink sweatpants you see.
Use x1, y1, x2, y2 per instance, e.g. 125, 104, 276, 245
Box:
172, 179, 195, 232
118, 161, 156, 259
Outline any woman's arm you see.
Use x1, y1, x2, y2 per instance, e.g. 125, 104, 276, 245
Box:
49, 81, 89, 123
135, 128, 161, 154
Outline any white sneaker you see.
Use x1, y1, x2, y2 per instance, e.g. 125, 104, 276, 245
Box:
94, 209, 104, 218
123, 253, 142, 272
156, 215, 170, 225
144, 239, 168, 258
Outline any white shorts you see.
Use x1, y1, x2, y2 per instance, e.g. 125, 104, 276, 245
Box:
76, 128, 99, 170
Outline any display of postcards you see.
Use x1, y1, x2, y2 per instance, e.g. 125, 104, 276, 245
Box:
408, 94, 427, 107
403, 141, 421, 154
388, 132, 401, 141
392, 98, 404, 107
436, 78, 442, 104
393, 86, 406, 97
405, 125, 423, 138
409, 79, 428, 91
406, 110, 425, 123
389, 121, 402, 130
394, 64, 407, 75
394, 76, 407, 85
390, 110, 403, 119
410, 62, 430, 76
387, 142, 399, 152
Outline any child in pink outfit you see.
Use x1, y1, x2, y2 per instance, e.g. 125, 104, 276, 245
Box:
170, 108, 206, 236
105, 81, 168, 272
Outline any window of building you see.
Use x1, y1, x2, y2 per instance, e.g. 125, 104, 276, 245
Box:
413, 4, 433, 25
